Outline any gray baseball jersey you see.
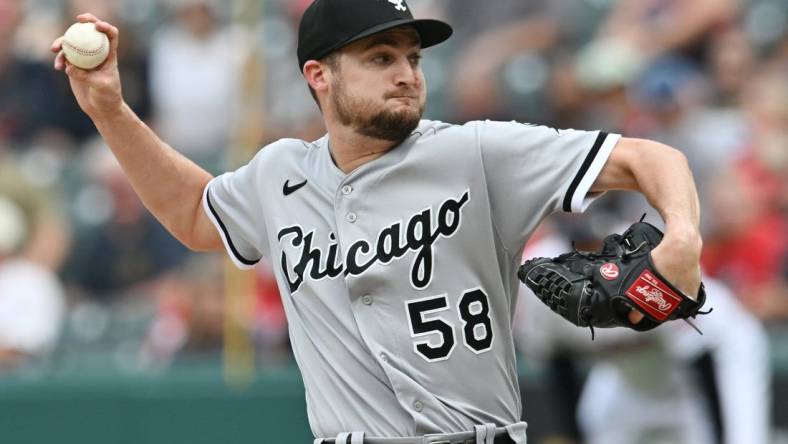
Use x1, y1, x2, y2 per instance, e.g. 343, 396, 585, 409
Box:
202, 119, 620, 438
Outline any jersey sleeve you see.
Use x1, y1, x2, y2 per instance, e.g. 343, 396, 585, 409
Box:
202, 158, 267, 269
478, 120, 620, 251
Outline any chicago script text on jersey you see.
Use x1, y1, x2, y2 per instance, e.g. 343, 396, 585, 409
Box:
277, 190, 471, 292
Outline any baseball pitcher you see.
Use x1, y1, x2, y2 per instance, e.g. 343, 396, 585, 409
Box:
51, 0, 705, 442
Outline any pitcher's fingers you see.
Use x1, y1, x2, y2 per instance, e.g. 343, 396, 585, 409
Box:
97, 21, 119, 40
51, 36, 63, 53
628, 310, 644, 324
76, 13, 99, 23
65, 64, 91, 82
54, 50, 67, 70
95, 21, 119, 52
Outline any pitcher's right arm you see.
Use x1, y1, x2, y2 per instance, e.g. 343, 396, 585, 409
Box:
52, 14, 221, 252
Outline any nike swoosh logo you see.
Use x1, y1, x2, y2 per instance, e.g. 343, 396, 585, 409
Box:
283, 179, 308, 196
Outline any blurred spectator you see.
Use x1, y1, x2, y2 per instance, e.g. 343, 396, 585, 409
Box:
445, 0, 559, 120
256, 0, 326, 143
740, 68, 788, 211
706, 27, 756, 106
700, 66, 788, 321
570, 0, 743, 130
0, 165, 69, 371
138, 254, 222, 369
139, 255, 290, 369
253, 258, 289, 362
148, 0, 252, 173
702, 166, 788, 321
594, 0, 740, 65
0, 0, 75, 150
64, 139, 189, 301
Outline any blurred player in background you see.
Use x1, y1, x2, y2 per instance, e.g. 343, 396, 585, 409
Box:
515, 216, 771, 444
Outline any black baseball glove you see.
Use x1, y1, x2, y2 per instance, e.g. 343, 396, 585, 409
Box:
518, 219, 708, 337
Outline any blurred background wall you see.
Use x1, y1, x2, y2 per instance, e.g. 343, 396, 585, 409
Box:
0, 0, 786, 443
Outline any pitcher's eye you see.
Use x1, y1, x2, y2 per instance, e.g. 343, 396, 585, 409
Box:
371, 54, 392, 65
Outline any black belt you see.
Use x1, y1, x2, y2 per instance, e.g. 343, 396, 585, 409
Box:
320, 433, 514, 444
495, 435, 515, 444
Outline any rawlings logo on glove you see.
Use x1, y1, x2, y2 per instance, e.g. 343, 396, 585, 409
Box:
517, 219, 709, 337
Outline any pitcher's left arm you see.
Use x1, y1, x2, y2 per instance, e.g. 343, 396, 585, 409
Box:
593, 137, 703, 301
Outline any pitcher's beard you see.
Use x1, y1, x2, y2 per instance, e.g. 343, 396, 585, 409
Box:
331, 83, 423, 142
359, 107, 422, 141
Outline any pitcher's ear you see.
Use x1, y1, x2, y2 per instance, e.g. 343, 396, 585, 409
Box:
304, 60, 330, 93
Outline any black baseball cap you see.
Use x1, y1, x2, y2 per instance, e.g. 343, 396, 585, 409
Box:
297, 0, 453, 71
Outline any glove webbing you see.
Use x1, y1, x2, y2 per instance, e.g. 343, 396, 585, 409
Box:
524, 264, 596, 337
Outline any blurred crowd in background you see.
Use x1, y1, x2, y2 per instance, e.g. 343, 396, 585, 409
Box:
0, 0, 787, 439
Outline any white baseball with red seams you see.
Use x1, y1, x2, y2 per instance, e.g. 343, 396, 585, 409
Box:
61, 23, 109, 70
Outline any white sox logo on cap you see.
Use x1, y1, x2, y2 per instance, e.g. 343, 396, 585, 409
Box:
297, 0, 451, 70
387, 0, 407, 11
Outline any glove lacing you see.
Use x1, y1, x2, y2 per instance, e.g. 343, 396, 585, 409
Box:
682, 307, 714, 335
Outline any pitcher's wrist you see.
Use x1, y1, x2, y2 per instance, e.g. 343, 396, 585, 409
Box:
91, 100, 130, 123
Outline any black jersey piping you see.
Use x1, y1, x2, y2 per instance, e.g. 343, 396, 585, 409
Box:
562, 131, 608, 212
206, 189, 260, 266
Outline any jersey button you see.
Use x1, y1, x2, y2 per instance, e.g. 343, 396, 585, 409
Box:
341, 185, 353, 195
362, 295, 373, 305
413, 401, 423, 412
379, 353, 388, 362
346, 212, 357, 223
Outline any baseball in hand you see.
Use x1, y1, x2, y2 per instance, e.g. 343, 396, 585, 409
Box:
61, 22, 109, 70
